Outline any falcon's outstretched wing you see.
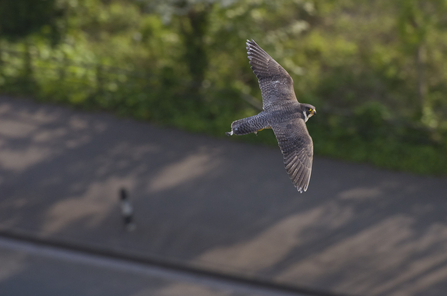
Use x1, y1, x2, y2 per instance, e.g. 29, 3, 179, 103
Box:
271, 118, 313, 193
246, 39, 297, 111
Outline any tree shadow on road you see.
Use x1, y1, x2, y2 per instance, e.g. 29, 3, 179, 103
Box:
1, 96, 447, 296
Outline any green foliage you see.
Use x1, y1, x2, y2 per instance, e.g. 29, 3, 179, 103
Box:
0, 0, 66, 44
0, 0, 446, 176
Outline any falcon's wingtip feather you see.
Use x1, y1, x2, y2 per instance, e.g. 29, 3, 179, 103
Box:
246, 39, 258, 48
296, 183, 309, 194
297, 187, 303, 193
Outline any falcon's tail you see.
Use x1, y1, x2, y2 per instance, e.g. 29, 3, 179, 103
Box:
226, 112, 270, 136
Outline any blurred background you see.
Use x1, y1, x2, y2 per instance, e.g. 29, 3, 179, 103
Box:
1, 0, 447, 174
1, 1, 447, 296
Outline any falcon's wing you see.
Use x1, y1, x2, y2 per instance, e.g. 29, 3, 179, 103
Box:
271, 118, 313, 193
247, 39, 297, 111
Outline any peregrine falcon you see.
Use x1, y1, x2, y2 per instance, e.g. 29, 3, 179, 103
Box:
226, 39, 316, 193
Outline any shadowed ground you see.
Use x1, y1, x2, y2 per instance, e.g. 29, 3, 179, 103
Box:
0, 96, 446, 296
0, 236, 300, 296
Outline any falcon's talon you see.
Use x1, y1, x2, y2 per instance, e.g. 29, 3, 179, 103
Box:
227, 39, 316, 192
226, 131, 234, 136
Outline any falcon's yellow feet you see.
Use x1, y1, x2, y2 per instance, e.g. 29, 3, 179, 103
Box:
254, 128, 266, 136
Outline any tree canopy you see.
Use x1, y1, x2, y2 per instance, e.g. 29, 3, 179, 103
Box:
1, 0, 447, 175
0, 0, 66, 43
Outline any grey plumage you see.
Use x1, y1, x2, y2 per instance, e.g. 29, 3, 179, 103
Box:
227, 39, 316, 193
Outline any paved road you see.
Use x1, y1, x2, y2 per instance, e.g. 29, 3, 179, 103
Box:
0, 236, 302, 296
0, 96, 447, 296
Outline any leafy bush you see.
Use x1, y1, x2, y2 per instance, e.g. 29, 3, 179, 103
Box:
0, 0, 446, 176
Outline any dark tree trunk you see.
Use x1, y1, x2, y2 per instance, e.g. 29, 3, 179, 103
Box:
178, 3, 212, 101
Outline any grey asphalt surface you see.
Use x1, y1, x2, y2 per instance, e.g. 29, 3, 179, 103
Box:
1, 96, 447, 296
0, 236, 300, 296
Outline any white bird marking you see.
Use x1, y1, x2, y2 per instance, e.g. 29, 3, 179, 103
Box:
303, 111, 309, 122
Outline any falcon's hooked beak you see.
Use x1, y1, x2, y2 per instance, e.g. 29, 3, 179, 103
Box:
310, 109, 316, 115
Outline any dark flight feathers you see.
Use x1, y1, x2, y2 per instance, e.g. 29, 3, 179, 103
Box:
246, 39, 297, 111
246, 39, 314, 193
271, 119, 313, 193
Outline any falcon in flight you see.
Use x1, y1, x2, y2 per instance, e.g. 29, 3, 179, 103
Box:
226, 39, 316, 193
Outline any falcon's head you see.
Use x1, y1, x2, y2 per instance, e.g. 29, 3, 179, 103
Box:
301, 104, 316, 122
